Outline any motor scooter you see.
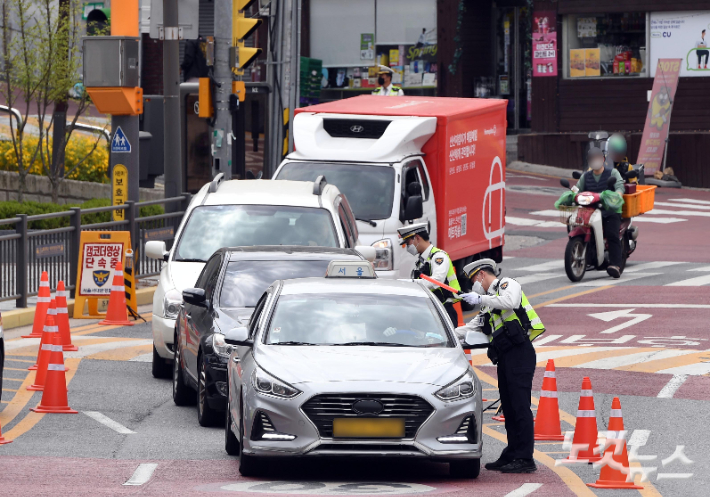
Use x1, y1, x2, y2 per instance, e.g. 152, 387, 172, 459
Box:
558, 171, 639, 282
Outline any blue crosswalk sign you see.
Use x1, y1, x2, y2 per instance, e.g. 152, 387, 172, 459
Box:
111, 126, 131, 153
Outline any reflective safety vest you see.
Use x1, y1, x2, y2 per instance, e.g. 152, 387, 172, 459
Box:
372, 85, 402, 95
421, 247, 461, 304
487, 284, 545, 342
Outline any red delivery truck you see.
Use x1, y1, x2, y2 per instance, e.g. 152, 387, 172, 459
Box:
274, 95, 507, 285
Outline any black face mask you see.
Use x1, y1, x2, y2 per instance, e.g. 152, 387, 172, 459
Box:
378, 77, 385, 86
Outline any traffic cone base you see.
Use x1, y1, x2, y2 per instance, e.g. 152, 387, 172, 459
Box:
30, 405, 78, 414
492, 414, 505, 422
534, 359, 566, 441
535, 433, 565, 441
22, 272, 51, 338
98, 262, 133, 326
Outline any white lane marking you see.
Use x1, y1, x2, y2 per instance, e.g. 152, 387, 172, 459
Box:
532, 334, 563, 346
514, 273, 564, 285
503, 256, 516, 260
505, 216, 561, 228
83, 411, 136, 434
575, 273, 660, 286
647, 208, 710, 218
535, 346, 622, 363
517, 260, 564, 272
530, 209, 688, 223
655, 201, 710, 210
548, 303, 710, 309
631, 217, 687, 224
574, 349, 697, 370
530, 209, 566, 218
123, 463, 158, 486
665, 274, 710, 287
667, 198, 710, 205
507, 173, 547, 181
656, 362, 710, 376
129, 353, 153, 362
628, 429, 651, 447
588, 308, 652, 334
504, 483, 543, 497
64, 339, 153, 358
688, 265, 710, 272
657, 374, 689, 398
624, 261, 683, 273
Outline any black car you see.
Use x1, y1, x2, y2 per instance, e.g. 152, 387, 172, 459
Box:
172, 246, 367, 426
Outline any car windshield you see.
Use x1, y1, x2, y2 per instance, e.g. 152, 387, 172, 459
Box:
265, 293, 452, 347
220, 260, 335, 308
276, 162, 395, 220
174, 205, 338, 262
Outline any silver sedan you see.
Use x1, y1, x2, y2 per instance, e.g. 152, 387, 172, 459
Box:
224, 273, 486, 479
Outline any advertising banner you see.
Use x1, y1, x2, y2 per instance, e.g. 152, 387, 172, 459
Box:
650, 11, 710, 77
532, 11, 558, 77
637, 58, 683, 175
570, 49, 586, 77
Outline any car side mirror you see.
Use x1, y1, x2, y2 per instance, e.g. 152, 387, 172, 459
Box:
463, 330, 490, 349
560, 179, 571, 189
145, 240, 168, 261
182, 288, 207, 307
354, 246, 377, 262
403, 195, 423, 221
572, 171, 582, 180
224, 326, 252, 346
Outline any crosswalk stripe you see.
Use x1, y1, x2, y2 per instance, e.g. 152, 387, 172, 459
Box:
656, 363, 710, 376
647, 208, 710, 217
532, 334, 563, 346
505, 216, 561, 228
668, 198, 710, 205
631, 217, 687, 224
575, 273, 660, 286
665, 274, 710, 286
655, 201, 710, 210
614, 349, 710, 373
688, 265, 710, 272
624, 261, 683, 273
553, 347, 651, 368
514, 273, 563, 285
575, 349, 697, 370
517, 260, 564, 272
535, 347, 622, 365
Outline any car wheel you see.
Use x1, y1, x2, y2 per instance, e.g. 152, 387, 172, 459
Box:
449, 458, 481, 479
239, 400, 262, 476
172, 336, 194, 406
225, 396, 240, 456
197, 354, 219, 427
152, 345, 172, 379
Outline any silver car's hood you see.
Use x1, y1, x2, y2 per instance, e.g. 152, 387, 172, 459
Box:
255, 346, 469, 387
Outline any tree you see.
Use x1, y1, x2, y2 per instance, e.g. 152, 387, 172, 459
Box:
0, 0, 107, 203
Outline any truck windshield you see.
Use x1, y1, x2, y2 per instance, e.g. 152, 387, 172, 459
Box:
174, 205, 338, 262
276, 162, 395, 220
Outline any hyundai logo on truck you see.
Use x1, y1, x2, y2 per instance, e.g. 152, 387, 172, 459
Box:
350, 125, 365, 133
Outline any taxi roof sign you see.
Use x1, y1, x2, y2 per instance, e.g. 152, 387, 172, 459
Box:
326, 260, 376, 279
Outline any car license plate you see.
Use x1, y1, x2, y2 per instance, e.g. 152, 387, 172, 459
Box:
332, 418, 405, 438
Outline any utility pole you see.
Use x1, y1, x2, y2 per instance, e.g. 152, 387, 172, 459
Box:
52, 0, 70, 179
162, 0, 183, 208
213, 0, 233, 179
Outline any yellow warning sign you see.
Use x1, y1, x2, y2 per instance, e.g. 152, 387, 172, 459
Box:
112, 164, 128, 221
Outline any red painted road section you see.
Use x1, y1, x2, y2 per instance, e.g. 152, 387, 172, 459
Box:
561, 286, 710, 305
0, 456, 576, 496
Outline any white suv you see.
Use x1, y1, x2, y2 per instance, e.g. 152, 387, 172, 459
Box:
145, 175, 366, 378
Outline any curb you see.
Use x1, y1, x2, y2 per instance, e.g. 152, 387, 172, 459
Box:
507, 160, 576, 179
1, 287, 156, 330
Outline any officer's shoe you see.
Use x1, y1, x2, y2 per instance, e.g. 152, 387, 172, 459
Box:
484, 458, 512, 471
499, 459, 537, 473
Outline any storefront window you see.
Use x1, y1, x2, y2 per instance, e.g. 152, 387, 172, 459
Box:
564, 13, 649, 78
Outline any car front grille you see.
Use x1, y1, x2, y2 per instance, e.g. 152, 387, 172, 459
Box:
322, 119, 392, 139
301, 393, 434, 438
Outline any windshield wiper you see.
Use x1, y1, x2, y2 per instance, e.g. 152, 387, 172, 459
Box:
332, 341, 416, 347
271, 341, 318, 346
356, 218, 377, 227
173, 258, 206, 263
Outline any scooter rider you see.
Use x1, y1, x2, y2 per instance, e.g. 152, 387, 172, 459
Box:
577, 147, 625, 278
456, 259, 545, 474
397, 223, 461, 326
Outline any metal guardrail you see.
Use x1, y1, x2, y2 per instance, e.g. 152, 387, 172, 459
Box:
0, 194, 191, 307
0, 104, 110, 142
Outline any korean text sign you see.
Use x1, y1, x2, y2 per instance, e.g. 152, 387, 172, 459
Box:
637, 58, 682, 174
75, 231, 131, 297
532, 11, 558, 77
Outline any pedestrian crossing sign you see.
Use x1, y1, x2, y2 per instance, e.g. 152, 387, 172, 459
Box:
112, 126, 131, 153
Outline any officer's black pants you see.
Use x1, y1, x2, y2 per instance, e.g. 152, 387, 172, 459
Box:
602, 213, 622, 268
443, 303, 459, 327
498, 338, 536, 461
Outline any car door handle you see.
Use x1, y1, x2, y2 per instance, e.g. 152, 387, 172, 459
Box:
186, 314, 192, 321
232, 356, 239, 363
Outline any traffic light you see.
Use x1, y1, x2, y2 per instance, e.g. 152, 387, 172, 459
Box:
232, 0, 262, 75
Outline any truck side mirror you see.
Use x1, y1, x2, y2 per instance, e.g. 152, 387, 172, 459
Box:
403, 195, 423, 221
572, 171, 582, 180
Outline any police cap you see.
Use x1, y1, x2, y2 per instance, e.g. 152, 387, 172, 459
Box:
397, 223, 428, 244
463, 258, 497, 279
376, 64, 394, 75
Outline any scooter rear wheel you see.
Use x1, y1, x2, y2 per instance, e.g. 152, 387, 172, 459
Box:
565, 236, 587, 282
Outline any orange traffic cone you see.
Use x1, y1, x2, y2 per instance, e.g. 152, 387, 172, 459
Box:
56, 281, 78, 351
535, 359, 565, 440
588, 397, 643, 489
22, 271, 51, 338
27, 303, 60, 391
98, 262, 133, 326
565, 377, 602, 463
0, 417, 11, 444
30, 326, 77, 414
28, 300, 57, 371
453, 302, 464, 326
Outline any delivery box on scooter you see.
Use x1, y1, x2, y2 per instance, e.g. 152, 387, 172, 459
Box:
292, 96, 507, 263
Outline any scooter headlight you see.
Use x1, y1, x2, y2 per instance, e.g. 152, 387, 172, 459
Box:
576, 194, 594, 206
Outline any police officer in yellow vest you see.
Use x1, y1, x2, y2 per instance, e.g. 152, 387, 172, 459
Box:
372, 65, 404, 96
397, 223, 460, 326
456, 259, 545, 474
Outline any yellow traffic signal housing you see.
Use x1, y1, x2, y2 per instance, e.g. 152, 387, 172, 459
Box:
234, 16, 262, 43
198, 77, 213, 118
235, 0, 259, 11
233, 41, 262, 75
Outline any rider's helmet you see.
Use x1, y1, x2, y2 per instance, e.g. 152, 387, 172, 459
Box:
607, 133, 627, 162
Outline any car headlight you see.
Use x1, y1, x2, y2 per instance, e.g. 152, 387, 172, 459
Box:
252, 366, 301, 399
163, 289, 183, 319
435, 370, 476, 402
371, 238, 393, 271
211, 333, 233, 358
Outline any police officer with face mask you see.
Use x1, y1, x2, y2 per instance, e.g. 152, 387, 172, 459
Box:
456, 259, 545, 474
397, 224, 460, 325
372, 65, 404, 96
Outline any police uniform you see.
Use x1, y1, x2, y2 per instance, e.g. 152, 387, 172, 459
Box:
397, 224, 460, 326
372, 65, 404, 96
456, 260, 545, 472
